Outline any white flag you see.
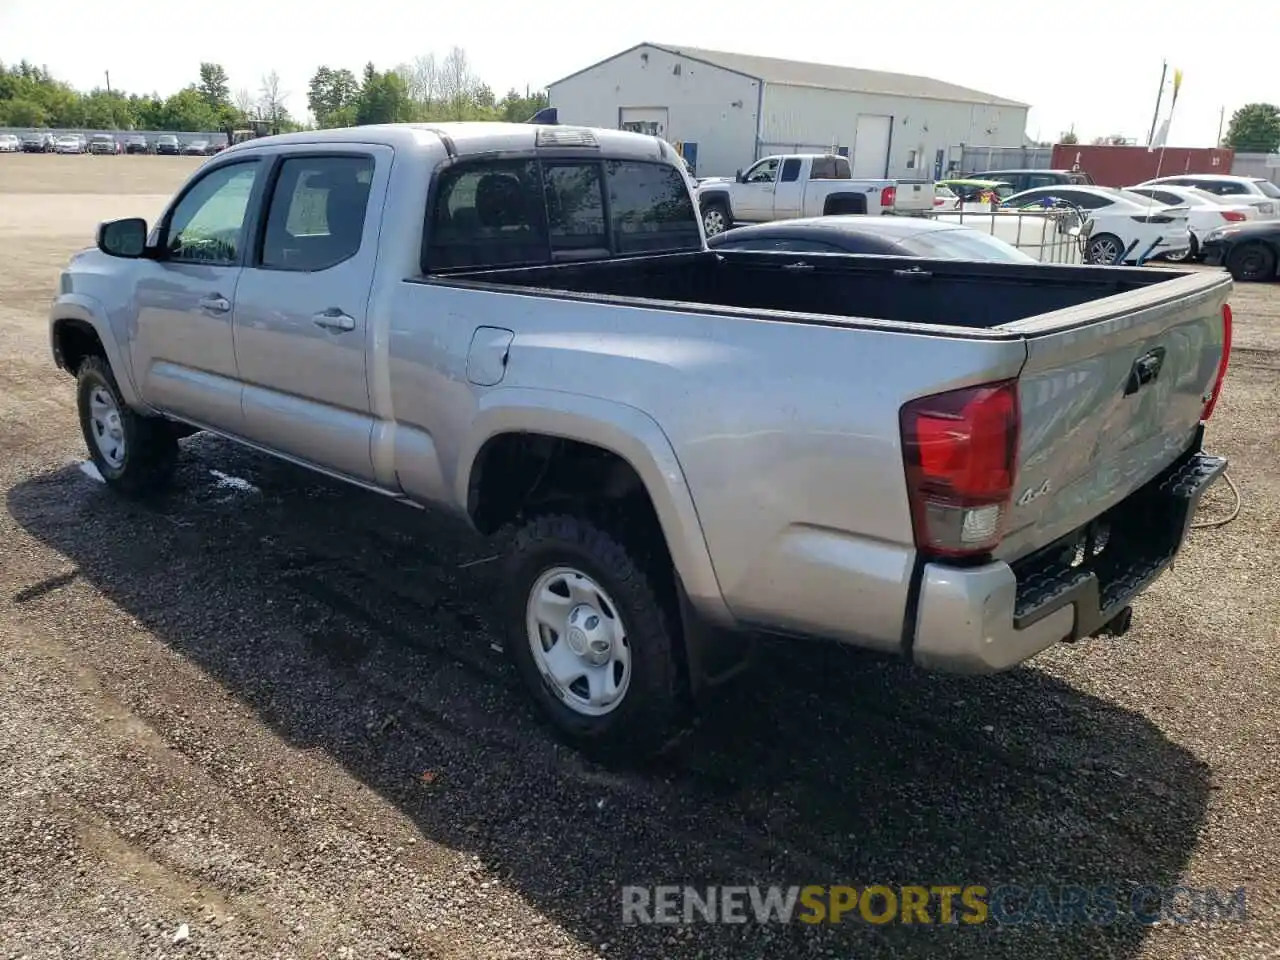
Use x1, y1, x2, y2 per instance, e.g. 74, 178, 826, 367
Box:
1149, 118, 1171, 151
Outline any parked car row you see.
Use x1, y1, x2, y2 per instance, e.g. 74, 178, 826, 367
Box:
0, 132, 223, 156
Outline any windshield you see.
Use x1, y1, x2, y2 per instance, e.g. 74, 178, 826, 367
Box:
895, 228, 1037, 263
1252, 180, 1280, 199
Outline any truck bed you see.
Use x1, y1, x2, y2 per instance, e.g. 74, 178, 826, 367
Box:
436, 249, 1177, 331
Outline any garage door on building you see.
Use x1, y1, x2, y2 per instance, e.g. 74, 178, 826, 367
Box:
620, 107, 669, 138
852, 115, 892, 179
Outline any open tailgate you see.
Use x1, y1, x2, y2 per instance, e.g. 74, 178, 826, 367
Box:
994, 270, 1231, 563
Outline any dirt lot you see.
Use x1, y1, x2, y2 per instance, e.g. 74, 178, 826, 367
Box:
1, 153, 1278, 959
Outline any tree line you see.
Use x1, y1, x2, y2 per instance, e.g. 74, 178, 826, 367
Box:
0, 51, 548, 132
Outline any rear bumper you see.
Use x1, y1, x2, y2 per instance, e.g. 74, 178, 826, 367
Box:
912, 441, 1225, 673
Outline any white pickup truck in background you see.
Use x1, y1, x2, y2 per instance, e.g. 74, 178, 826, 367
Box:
695, 153, 934, 235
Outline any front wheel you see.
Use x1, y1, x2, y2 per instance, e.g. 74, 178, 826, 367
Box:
76, 356, 178, 496
701, 201, 730, 237
1226, 243, 1277, 283
504, 513, 687, 761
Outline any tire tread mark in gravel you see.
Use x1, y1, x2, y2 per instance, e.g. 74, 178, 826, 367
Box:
278, 565, 516, 690
12, 569, 78, 603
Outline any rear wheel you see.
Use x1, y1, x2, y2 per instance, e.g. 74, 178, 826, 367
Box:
504, 513, 687, 761
1163, 235, 1198, 263
1226, 243, 1277, 283
701, 201, 730, 237
1085, 233, 1125, 265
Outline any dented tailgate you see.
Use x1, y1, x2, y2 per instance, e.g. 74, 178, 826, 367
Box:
994, 270, 1231, 563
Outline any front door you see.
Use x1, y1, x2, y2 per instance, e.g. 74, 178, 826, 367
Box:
232, 148, 389, 483
131, 158, 264, 432
736, 157, 781, 221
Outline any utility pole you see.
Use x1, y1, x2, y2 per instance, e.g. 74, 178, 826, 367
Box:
104, 70, 111, 95
1146, 60, 1168, 146
1217, 105, 1226, 146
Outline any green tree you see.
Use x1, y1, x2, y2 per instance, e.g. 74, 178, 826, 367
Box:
496, 88, 549, 123
1224, 103, 1280, 153
197, 62, 231, 110
1059, 128, 1079, 145
356, 66, 413, 125
308, 65, 360, 127
159, 87, 219, 131
1, 97, 45, 126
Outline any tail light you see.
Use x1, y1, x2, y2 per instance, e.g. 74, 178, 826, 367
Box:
900, 380, 1020, 557
933, 197, 946, 206
881, 186, 897, 208
1202, 303, 1232, 421
1220, 210, 1247, 222
1131, 214, 1175, 224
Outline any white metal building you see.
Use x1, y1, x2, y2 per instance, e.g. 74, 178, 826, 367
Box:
547, 43, 1029, 180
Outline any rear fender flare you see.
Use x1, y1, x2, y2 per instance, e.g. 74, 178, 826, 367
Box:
697, 189, 734, 223
457, 387, 732, 626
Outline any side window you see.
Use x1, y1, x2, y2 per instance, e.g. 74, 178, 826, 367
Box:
426, 159, 545, 270
1061, 190, 1108, 209
1027, 174, 1060, 190
605, 160, 701, 254
779, 158, 802, 182
261, 155, 374, 271
744, 158, 780, 183
543, 162, 607, 257
165, 161, 259, 264
809, 158, 835, 180
833, 157, 852, 178
1215, 182, 1247, 195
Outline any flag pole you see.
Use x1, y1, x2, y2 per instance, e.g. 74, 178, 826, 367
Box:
1147, 60, 1168, 146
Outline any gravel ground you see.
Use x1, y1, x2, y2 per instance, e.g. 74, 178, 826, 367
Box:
1, 154, 1277, 959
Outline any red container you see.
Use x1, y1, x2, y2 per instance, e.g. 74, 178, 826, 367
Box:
1050, 144, 1235, 187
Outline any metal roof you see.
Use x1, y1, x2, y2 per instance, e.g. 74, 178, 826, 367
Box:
549, 43, 1028, 109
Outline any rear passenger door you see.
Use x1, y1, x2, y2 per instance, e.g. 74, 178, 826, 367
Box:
232, 146, 391, 483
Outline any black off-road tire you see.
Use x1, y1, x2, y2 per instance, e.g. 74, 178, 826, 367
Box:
1226, 243, 1277, 283
76, 355, 178, 496
504, 512, 688, 762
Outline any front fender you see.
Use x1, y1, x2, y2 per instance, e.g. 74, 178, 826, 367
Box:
49, 294, 147, 409
696, 188, 735, 222
457, 387, 732, 626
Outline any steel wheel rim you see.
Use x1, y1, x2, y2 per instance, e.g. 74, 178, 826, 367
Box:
1237, 250, 1265, 278
88, 385, 126, 468
526, 565, 631, 717
703, 209, 725, 236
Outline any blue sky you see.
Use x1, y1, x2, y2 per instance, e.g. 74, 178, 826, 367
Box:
2, 0, 1272, 146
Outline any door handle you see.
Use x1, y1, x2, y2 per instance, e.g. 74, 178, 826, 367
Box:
199, 294, 231, 313
312, 309, 356, 332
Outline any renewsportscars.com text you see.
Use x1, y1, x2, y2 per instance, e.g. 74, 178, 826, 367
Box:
621, 884, 1248, 926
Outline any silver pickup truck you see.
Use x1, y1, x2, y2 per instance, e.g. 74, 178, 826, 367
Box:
51, 121, 1231, 759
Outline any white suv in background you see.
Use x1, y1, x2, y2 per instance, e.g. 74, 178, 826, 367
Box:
1136, 174, 1280, 219
0, 133, 20, 153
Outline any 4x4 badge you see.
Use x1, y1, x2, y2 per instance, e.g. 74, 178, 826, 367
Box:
1016, 479, 1051, 507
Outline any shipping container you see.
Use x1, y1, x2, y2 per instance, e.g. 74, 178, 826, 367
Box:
1050, 144, 1235, 187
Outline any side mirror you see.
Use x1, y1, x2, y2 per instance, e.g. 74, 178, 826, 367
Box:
735, 169, 744, 183
97, 217, 149, 258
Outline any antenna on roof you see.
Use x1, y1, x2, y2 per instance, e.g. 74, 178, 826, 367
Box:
527, 107, 558, 125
